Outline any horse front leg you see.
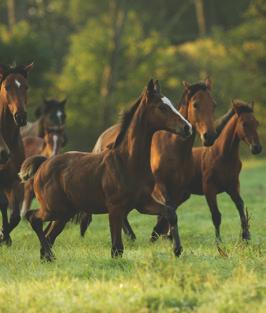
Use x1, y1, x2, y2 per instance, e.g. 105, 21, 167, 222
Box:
140, 195, 182, 257
4, 181, 23, 241
108, 207, 124, 258
0, 192, 11, 245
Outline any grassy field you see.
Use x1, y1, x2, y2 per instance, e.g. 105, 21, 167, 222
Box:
0, 159, 265, 313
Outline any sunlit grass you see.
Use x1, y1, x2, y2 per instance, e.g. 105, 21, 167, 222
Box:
0, 159, 265, 313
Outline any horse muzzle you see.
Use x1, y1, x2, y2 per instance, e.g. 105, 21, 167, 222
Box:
14, 111, 27, 127
251, 144, 262, 155
202, 131, 217, 147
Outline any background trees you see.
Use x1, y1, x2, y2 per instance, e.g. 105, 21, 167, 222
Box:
0, 0, 265, 151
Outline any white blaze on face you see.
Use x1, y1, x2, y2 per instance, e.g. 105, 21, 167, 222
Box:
161, 96, 192, 133
15, 79, 21, 88
56, 110, 63, 123
52, 134, 58, 156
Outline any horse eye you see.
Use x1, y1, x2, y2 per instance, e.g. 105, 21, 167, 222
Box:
193, 102, 198, 109
5, 85, 11, 91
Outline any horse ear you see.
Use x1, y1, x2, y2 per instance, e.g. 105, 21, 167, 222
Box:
61, 98, 67, 106
232, 99, 240, 115
154, 80, 161, 94
147, 79, 155, 95
182, 81, 191, 90
205, 77, 212, 90
24, 62, 34, 73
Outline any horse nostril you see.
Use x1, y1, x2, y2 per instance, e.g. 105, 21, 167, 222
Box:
14, 112, 27, 126
252, 144, 262, 155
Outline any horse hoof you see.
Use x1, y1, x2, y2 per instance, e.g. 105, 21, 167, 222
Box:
150, 231, 159, 243
111, 248, 123, 258
0, 232, 12, 246
40, 249, 55, 262
242, 232, 251, 241
173, 246, 183, 257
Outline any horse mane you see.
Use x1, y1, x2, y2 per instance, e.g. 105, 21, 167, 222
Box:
215, 100, 253, 137
113, 93, 143, 148
233, 100, 253, 114
178, 83, 208, 108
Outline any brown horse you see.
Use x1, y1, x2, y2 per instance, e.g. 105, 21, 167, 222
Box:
190, 100, 262, 241
0, 63, 33, 245
20, 98, 67, 139
79, 79, 218, 243
19, 80, 192, 261
20, 127, 65, 217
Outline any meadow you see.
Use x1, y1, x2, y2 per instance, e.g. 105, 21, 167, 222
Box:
0, 158, 265, 313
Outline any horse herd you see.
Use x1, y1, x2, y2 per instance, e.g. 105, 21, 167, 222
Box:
0, 63, 262, 262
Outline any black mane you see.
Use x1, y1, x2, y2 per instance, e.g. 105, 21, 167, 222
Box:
178, 83, 208, 108
0, 64, 28, 80
113, 94, 143, 148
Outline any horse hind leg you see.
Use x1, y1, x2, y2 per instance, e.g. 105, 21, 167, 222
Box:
26, 209, 55, 262
122, 214, 136, 241
80, 213, 92, 237
21, 181, 35, 218
228, 191, 250, 240
45, 220, 68, 248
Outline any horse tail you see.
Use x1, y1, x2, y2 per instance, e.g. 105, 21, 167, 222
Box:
71, 212, 92, 237
19, 155, 47, 182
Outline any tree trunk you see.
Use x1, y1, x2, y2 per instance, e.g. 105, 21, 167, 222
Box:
194, 0, 206, 36
7, 0, 16, 33
100, 0, 128, 129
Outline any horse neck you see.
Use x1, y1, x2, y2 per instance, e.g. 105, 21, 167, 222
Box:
171, 103, 195, 157
117, 105, 153, 173
214, 114, 240, 159
0, 95, 20, 149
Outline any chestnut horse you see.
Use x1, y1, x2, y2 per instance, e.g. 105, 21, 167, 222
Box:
19, 80, 192, 261
0, 63, 33, 245
79, 79, 218, 244
190, 100, 262, 241
20, 98, 67, 139
20, 127, 66, 217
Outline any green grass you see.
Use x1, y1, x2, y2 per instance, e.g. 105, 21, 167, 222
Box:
0, 158, 265, 313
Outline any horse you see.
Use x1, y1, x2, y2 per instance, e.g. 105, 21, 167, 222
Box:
20, 126, 66, 217
79, 79, 218, 243
189, 100, 262, 241
0, 63, 33, 245
19, 79, 192, 261
20, 98, 67, 139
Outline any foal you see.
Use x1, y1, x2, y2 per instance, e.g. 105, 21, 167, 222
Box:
0, 63, 33, 245
190, 100, 262, 241
20, 80, 192, 261
20, 127, 65, 217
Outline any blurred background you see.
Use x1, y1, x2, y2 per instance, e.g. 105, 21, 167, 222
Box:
0, 0, 265, 153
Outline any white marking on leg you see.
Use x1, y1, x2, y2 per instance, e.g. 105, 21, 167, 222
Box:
161, 96, 192, 133
15, 80, 21, 88
51, 134, 58, 156
20, 200, 27, 218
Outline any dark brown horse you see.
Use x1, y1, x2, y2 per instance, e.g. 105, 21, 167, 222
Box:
20, 127, 66, 217
79, 79, 218, 243
20, 98, 67, 139
190, 100, 262, 241
20, 80, 192, 261
0, 63, 33, 245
